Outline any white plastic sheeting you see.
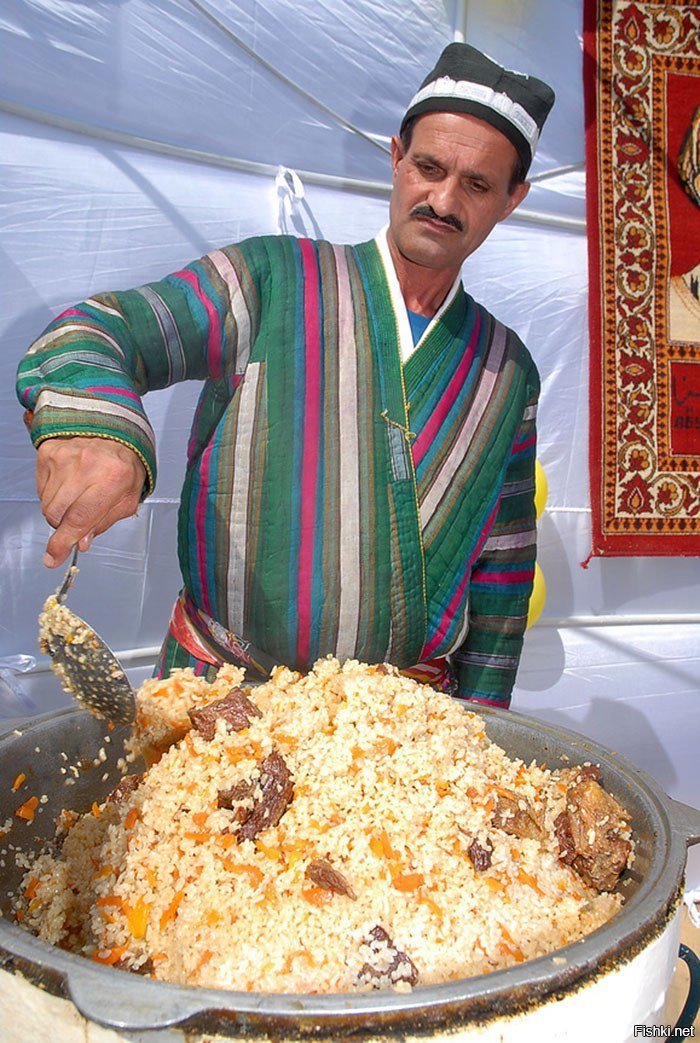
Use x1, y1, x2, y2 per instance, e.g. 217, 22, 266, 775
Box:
1, 0, 698, 883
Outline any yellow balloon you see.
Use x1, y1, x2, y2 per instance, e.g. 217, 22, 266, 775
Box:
526, 563, 546, 629
534, 461, 549, 520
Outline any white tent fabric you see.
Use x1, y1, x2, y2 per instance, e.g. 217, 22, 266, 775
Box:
1, 0, 698, 884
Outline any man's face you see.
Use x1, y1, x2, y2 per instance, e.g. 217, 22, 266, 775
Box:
387, 111, 530, 277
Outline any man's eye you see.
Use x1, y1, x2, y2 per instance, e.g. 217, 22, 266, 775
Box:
466, 180, 489, 193
417, 163, 439, 177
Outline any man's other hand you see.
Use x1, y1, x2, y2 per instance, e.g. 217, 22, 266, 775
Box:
36, 437, 146, 567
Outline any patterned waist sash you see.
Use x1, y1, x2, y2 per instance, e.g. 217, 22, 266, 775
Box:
168, 590, 276, 679
167, 588, 456, 691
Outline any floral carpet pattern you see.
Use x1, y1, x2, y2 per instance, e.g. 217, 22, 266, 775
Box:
584, 0, 700, 554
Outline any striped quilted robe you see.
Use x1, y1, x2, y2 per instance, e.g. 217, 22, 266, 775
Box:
17, 231, 539, 705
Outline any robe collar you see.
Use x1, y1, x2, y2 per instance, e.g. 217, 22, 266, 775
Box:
374, 226, 464, 362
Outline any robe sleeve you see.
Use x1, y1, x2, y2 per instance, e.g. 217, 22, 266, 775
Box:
452, 374, 539, 708
15, 242, 262, 496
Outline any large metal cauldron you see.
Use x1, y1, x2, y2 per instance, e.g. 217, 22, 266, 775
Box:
0, 705, 698, 1042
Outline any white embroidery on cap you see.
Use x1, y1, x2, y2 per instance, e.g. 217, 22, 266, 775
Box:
407, 76, 540, 153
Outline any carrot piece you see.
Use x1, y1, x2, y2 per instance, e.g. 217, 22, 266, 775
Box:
484, 877, 506, 893
57, 808, 79, 832
225, 746, 248, 765
159, 889, 185, 930
195, 950, 213, 971
220, 860, 264, 887
499, 926, 525, 962
96, 895, 124, 909
11, 773, 26, 792
183, 732, 200, 756
283, 948, 315, 971
24, 878, 39, 900
302, 886, 334, 907
93, 865, 117, 881
15, 796, 39, 823
216, 833, 237, 849
392, 872, 424, 892
518, 869, 544, 896
369, 829, 396, 860
91, 802, 101, 818
125, 897, 150, 940
192, 811, 210, 828
419, 894, 443, 918
369, 835, 383, 857
256, 840, 283, 861
124, 807, 139, 830
500, 924, 516, 946
93, 944, 129, 965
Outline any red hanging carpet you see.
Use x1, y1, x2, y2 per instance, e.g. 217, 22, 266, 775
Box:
584, 0, 700, 555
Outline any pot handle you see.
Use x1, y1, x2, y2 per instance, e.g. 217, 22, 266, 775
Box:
668, 798, 700, 847
674, 944, 700, 1032
66, 961, 212, 1031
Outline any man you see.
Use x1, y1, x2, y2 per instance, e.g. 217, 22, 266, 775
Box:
16, 44, 555, 707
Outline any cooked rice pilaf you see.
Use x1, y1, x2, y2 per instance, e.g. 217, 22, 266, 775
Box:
14, 659, 633, 992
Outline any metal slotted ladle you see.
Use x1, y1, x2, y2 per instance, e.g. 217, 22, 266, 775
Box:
39, 546, 135, 724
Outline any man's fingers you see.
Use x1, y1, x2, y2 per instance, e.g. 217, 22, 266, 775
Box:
44, 494, 106, 566
44, 486, 142, 566
94, 494, 142, 538
36, 438, 147, 566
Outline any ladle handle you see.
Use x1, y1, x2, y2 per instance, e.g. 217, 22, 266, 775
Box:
55, 544, 80, 603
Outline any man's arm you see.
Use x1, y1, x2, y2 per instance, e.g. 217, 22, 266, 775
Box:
16, 244, 261, 565
452, 383, 539, 708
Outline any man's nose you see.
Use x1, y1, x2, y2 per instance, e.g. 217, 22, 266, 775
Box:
427, 177, 461, 218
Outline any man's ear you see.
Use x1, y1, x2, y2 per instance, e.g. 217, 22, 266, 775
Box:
499, 180, 530, 222
390, 135, 405, 179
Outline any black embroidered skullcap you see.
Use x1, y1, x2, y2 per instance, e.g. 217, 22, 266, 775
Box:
401, 43, 555, 173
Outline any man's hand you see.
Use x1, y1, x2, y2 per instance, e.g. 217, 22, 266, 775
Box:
36, 437, 146, 567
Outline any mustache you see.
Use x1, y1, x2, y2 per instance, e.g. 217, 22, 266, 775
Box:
411, 204, 463, 232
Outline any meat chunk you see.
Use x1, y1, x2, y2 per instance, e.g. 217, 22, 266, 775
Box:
555, 777, 631, 892
217, 778, 257, 823
116, 956, 154, 977
467, 837, 493, 871
577, 763, 601, 783
188, 687, 262, 741
358, 925, 419, 989
107, 774, 140, 804
554, 810, 576, 865
492, 793, 543, 840
305, 858, 357, 899
236, 751, 294, 842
